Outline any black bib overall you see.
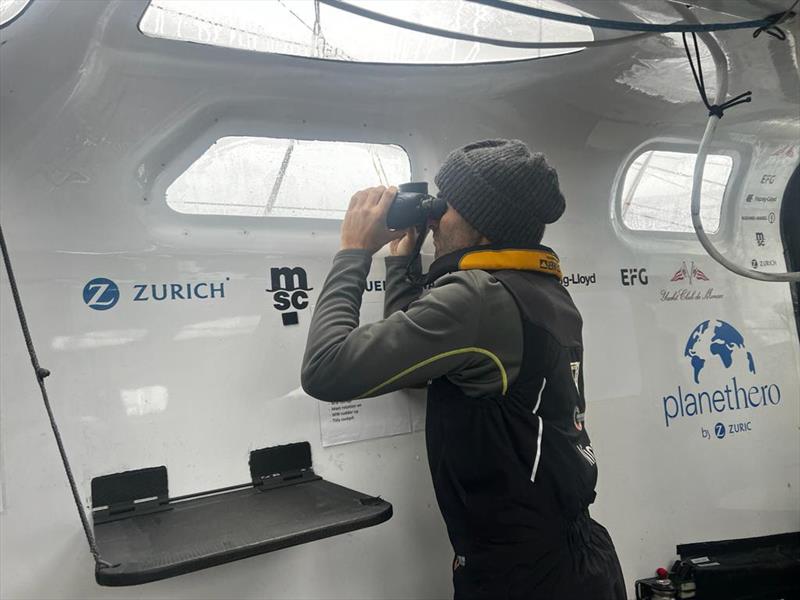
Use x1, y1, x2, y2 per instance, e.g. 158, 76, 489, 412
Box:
425, 267, 626, 600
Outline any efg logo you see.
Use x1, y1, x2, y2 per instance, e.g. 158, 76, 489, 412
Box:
83, 278, 120, 311
661, 319, 781, 428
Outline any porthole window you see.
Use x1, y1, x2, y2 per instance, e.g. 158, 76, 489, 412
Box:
166, 137, 411, 219
0, 0, 32, 27
619, 149, 733, 234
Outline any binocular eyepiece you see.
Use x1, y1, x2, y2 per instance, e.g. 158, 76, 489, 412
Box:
386, 182, 447, 230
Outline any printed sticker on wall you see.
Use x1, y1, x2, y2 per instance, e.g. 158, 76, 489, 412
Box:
660, 319, 782, 440
83, 277, 228, 310
619, 267, 648, 287
740, 211, 776, 223
659, 261, 723, 302
561, 272, 597, 288
266, 267, 313, 326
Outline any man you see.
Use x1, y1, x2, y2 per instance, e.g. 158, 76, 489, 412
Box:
302, 139, 625, 599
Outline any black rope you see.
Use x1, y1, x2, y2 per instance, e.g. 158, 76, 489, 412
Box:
753, 0, 799, 40
472, 0, 796, 34
0, 223, 113, 569
318, 0, 649, 49
681, 32, 752, 119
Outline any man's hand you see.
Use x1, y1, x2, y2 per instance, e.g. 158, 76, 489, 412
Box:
389, 227, 418, 256
341, 186, 405, 254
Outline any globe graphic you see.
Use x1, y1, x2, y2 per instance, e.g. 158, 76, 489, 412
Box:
684, 320, 756, 384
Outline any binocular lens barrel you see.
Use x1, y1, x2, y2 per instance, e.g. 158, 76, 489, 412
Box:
386, 182, 447, 230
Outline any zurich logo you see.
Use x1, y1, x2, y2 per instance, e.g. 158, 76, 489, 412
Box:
684, 319, 756, 384
83, 278, 120, 311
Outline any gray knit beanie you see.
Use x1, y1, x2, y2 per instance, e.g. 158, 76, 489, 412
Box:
434, 139, 565, 246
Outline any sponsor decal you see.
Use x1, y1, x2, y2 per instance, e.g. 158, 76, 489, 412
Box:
660, 261, 722, 302
620, 267, 648, 286
751, 258, 777, 269
266, 267, 313, 326
755, 232, 766, 247
576, 443, 596, 466
741, 211, 776, 223
661, 320, 781, 433
540, 257, 559, 272
744, 193, 777, 204
770, 145, 796, 157
83, 277, 227, 310
759, 174, 776, 185
83, 278, 120, 311
561, 272, 596, 288
365, 279, 386, 292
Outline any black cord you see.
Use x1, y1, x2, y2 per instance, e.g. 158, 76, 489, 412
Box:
753, 0, 799, 39
317, 0, 649, 49
473, 0, 795, 34
405, 225, 428, 284
0, 223, 113, 569
681, 32, 752, 119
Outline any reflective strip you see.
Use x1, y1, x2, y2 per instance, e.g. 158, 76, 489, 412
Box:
530, 416, 543, 482
356, 347, 508, 399
532, 378, 546, 414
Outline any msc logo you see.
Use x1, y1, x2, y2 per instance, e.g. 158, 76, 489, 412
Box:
83, 278, 120, 311
267, 267, 313, 326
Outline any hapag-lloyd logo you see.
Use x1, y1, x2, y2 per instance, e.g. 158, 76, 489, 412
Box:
661, 319, 781, 427
561, 272, 596, 287
660, 261, 723, 302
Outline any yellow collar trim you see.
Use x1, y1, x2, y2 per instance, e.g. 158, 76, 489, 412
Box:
458, 248, 563, 280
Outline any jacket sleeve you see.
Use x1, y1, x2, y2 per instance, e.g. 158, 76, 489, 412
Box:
384, 254, 423, 317
301, 249, 517, 402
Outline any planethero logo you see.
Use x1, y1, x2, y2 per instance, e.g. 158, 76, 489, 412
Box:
267, 267, 313, 326
83, 278, 120, 310
83, 277, 227, 310
661, 319, 781, 428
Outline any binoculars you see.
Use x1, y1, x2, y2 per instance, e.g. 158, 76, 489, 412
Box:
386, 182, 447, 230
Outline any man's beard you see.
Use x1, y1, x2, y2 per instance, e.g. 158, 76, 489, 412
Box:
433, 229, 484, 260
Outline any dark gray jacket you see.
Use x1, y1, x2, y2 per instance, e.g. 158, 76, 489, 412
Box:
301, 250, 523, 401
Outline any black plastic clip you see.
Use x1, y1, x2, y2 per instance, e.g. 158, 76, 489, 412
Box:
249, 442, 321, 492
91, 466, 172, 524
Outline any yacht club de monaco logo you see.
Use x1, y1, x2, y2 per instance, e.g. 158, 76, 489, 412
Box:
661, 319, 781, 439
660, 261, 723, 302
83, 277, 228, 310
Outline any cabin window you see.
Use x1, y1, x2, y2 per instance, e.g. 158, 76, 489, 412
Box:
166, 137, 411, 219
0, 0, 31, 27
619, 150, 733, 234
138, 0, 592, 64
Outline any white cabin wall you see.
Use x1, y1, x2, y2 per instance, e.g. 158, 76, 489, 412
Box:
1, 2, 798, 599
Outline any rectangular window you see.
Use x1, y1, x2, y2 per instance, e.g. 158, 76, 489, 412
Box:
139, 0, 591, 65
166, 137, 411, 219
620, 150, 733, 234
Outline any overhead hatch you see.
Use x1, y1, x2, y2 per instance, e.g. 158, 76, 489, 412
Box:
138, 0, 592, 64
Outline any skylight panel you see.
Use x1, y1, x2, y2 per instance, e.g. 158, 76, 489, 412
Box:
139, 0, 592, 64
